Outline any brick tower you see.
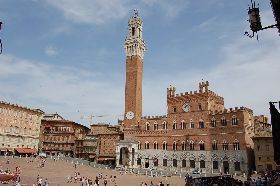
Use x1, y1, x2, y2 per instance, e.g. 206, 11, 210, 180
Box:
123, 10, 146, 129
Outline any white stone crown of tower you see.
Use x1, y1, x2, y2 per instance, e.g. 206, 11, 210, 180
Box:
124, 10, 146, 59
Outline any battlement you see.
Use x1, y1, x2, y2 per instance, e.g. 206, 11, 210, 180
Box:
167, 81, 224, 101
207, 90, 224, 101
210, 106, 253, 115
141, 115, 167, 120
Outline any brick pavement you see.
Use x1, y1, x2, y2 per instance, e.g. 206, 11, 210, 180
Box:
0, 157, 184, 186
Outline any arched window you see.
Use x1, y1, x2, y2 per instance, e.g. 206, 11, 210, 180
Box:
211, 118, 216, 127
154, 122, 158, 130
199, 120, 205, 128
212, 140, 218, 150
181, 120, 186, 129
189, 141, 195, 150
173, 120, 177, 130
138, 141, 141, 150
233, 139, 240, 150
162, 141, 167, 150
199, 140, 205, 150
153, 141, 158, 150
182, 141, 186, 151
162, 121, 167, 130
173, 141, 177, 151
145, 142, 149, 149
221, 117, 227, 126
190, 119, 194, 129
146, 122, 150, 131
232, 115, 238, 125
222, 140, 228, 150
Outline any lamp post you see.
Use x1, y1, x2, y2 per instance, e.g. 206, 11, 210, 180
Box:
0, 21, 2, 54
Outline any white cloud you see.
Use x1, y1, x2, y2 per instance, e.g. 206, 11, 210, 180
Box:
46, 0, 189, 24
46, 0, 130, 24
44, 45, 57, 56
0, 54, 124, 126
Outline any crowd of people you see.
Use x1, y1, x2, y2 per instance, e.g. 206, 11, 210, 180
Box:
66, 172, 117, 186
182, 170, 278, 186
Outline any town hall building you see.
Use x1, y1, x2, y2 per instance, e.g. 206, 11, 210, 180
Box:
116, 11, 266, 175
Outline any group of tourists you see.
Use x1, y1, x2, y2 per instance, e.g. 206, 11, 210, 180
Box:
139, 181, 167, 186
67, 171, 117, 186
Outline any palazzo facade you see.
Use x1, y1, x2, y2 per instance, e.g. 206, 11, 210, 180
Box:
0, 100, 44, 155
116, 12, 263, 175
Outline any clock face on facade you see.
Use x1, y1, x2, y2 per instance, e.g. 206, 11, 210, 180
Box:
126, 111, 135, 120
182, 103, 190, 112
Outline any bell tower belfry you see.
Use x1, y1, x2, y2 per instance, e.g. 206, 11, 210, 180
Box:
123, 10, 146, 129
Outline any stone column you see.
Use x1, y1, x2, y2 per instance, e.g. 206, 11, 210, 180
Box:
128, 152, 132, 168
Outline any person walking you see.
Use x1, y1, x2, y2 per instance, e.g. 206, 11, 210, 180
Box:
44, 178, 49, 186
81, 176, 85, 186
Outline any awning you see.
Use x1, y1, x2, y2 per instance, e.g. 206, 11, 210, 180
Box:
15, 148, 36, 154
6, 148, 14, 152
89, 155, 96, 158
0, 148, 7, 152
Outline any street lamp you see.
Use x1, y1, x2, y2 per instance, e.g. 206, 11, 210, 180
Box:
245, 0, 280, 39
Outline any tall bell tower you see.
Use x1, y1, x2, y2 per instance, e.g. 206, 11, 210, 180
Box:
123, 10, 146, 129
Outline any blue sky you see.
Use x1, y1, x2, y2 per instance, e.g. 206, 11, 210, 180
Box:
0, 0, 279, 126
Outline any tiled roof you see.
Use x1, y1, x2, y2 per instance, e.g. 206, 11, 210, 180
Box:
0, 100, 44, 114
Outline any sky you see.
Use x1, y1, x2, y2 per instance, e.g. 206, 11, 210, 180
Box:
0, 0, 279, 127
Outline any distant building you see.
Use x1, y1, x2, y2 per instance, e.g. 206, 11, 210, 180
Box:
252, 115, 276, 172
82, 134, 98, 162
90, 124, 123, 165
40, 118, 89, 157
0, 100, 44, 155
252, 136, 275, 172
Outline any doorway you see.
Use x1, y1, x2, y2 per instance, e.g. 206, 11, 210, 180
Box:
223, 161, 229, 174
